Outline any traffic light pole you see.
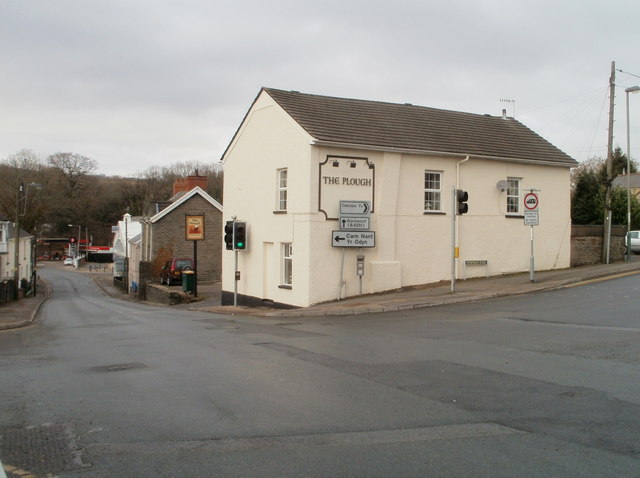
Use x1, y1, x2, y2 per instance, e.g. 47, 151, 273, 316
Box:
451, 186, 457, 293
228, 216, 237, 306
225, 216, 246, 306
234, 249, 238, 306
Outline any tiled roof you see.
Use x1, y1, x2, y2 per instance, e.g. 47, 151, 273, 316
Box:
263, 88, 577, 167
149, 186, 222, 224
613, 173, 640, 188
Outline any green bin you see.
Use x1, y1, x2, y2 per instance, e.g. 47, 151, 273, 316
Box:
182, 270, 195, 293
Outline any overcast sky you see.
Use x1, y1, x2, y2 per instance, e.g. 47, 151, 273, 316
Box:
2, 0, 639, 177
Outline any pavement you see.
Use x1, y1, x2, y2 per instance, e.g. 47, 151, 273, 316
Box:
0, 279, 51, 331
2, 258, 640, 330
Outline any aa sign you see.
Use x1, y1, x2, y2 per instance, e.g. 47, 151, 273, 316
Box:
186, 215, 205, 241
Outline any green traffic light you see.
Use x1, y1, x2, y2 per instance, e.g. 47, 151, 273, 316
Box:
237, 242, 244, 248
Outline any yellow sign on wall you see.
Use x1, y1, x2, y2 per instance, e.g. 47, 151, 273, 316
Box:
185, 215, 205, 241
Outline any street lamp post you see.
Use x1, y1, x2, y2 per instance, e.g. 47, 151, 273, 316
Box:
13, 180, 43, 300
626, 86, 640, 261
13, 181, 24, 300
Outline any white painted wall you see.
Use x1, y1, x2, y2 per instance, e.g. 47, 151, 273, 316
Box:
222, 91, 316, 307
223, 91, 573, 308
5, 235, 34, 281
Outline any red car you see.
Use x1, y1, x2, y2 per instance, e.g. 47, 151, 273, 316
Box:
159, 258, 193, 285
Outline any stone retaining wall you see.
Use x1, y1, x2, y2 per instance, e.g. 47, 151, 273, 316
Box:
571, 225, 626, 266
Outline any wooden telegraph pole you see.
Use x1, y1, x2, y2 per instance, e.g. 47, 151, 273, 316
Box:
603, 61, 616, 264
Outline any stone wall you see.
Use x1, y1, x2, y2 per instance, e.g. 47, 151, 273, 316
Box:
571, 225, 627, 266
146, 283, 189, 305
150, 195, 222, 282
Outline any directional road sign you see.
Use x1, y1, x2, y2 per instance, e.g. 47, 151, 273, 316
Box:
332, 231, 375, 248
340, 200, 371, 216
339, 216, 370, 230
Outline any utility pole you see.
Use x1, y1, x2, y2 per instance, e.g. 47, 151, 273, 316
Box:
13, 181, 24, 300
602, 61, 616, 264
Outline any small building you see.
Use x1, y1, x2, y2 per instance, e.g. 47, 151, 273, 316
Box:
112, 213, 142, 281
221, 88, 577, 308
111, 173, 223, 298
0, 219, 36, 294
141, 185, 223, 283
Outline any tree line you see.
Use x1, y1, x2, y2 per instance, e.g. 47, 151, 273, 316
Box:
571, 147, 640, 229
2, 147, 637, 247
0, 149, 223, 246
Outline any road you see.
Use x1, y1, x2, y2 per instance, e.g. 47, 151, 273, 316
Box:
1, 265, 639, 477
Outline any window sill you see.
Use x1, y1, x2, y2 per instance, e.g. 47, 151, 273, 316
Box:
423, 211, 446, 215
505, 214, 524, 219
278, 284, 292, 290
273, 210, 287, 215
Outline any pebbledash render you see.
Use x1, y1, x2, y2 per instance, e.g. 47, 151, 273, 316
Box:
221, 88, 577, 308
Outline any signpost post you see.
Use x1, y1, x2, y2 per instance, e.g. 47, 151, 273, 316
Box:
334, 200, 374, 300
524, 190, 540, 283
185, 214, 205, 297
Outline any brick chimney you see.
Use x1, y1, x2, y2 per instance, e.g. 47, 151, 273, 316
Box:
173, 169, 208, 195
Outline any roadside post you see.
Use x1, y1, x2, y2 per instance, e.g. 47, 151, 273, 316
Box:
224, 216, 248, 306
185, 213, 205, 297
523, 190, 541, 283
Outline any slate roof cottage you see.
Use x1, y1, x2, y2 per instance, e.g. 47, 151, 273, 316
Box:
222, 88, 577, 308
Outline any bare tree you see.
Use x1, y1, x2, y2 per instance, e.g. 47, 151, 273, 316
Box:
0, 150, 48, 232
47, 152, 98, 194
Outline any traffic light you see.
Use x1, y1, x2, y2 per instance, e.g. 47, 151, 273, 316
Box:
233, 221, 247, 250
456, 189, 469, 215
224, 221, 234, 250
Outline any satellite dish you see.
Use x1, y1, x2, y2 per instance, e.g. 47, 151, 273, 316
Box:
496, 180, 510, 192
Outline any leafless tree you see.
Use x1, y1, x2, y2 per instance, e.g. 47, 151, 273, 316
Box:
47, 152, 98, 194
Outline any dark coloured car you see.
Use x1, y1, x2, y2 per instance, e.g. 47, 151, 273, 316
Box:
160, 258, 193, 285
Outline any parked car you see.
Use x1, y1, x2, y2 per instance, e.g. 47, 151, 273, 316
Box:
64, 257, 74, 266
627, 231, 640, 254
160, 258, 194, 285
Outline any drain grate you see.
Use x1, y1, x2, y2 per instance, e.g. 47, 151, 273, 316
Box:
0, 423, 90, 475
91, 362, 147, 372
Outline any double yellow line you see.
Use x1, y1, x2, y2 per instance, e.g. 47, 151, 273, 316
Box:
563, 270, 640, 288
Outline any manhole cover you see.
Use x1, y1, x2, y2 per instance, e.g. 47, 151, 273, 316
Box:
0, 423, 90, 475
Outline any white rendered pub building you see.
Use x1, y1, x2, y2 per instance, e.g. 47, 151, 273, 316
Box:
221, 88, 577, 308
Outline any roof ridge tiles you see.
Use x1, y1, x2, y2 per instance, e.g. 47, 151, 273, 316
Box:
262, 87, 577, 166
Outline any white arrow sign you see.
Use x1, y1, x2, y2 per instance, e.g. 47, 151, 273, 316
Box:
339, 217, 370, 230
340, 200, 370, 216
332, 231, 375, 248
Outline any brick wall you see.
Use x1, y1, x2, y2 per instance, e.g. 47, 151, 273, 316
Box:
150, 195, 222, 282
571, 225, 627, 266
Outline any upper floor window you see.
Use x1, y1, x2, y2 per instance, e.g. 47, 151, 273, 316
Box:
507, 178, 521, 214
277, 168, 288, 212
424, 171, 442, 212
